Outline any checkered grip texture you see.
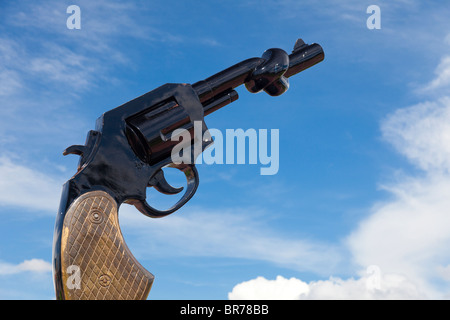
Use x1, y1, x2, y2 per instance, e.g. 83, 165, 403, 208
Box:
60, 190, 154, 300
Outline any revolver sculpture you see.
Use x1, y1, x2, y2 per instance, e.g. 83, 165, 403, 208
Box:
52, 39, 324, 300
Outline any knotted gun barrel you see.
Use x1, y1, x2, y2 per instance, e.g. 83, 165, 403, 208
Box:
53, 38, 324, 300
194, 39, 324, 113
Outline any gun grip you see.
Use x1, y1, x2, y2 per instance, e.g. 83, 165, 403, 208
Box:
58, 190, 154, 300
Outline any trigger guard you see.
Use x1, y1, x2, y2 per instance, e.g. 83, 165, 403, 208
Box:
133, 164, 199, 218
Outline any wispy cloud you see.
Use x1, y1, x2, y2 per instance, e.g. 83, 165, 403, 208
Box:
420, 56, 450, 94
347, 89, 450, 298
0, 150, 341, 274
0, 1, 157, 164
0, 259, 52, 275
381, 97, 450, 172
0, 155, 63, 214
0, 38, 26, 97
119, 205, 343, 275
340, 31, 450, 299
0, 258, 53, 299
0, 2, 137, 95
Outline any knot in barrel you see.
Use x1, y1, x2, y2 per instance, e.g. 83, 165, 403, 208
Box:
245, 48, 290, 96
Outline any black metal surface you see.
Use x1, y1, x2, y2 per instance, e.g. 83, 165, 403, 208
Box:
192, 39, 324, 102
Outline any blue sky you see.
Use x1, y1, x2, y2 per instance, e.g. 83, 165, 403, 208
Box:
1, 0, 450, 299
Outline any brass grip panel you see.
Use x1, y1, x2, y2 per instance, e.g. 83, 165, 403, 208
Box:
60, 190, 154, 300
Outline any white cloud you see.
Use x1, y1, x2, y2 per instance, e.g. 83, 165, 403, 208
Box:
347, 173, 450, 296
229, 272, 425, 300
0, 259, 52, 275
437, 264, 450, 282
0, 156, 63, 214
381, 97, 450, 172
0, 69, 22, 97
0, 36, 111, 95
28, 45, 95, 90
346, 94, 450, 299
0, 38, 24, 97
229, 276, 310, 300
421, 56, 450, 94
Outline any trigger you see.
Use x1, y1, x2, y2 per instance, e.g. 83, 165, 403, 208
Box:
148, 169, 184, 195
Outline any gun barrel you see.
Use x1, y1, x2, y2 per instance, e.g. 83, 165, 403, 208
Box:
285, 43, 324, 78
203, 90, 239, 116
192, 41, 324, 105
193, 58, 263, 103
